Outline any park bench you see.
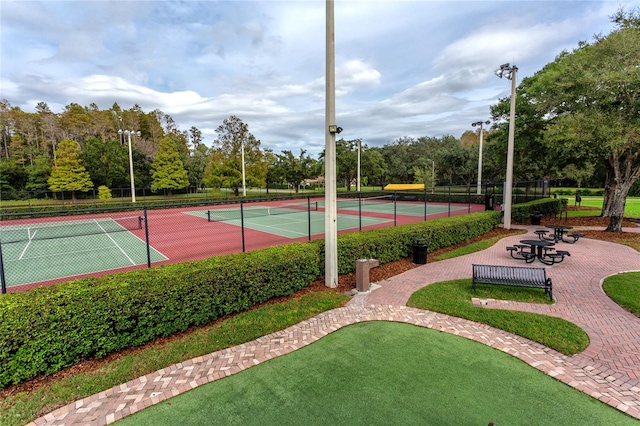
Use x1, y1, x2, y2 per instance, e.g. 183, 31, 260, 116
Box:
472, 264, 553, 301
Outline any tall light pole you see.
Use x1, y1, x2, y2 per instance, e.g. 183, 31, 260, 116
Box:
119, 129, 140, 203
472, 120, 490, 195
426, 158, 435, 194
325, 0, 339, 288
357, 139, 361, 192
495, 63, 517, 229
241, 140, 246, 197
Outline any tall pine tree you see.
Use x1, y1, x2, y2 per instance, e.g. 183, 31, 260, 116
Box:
151, 136, 189, 195
48, 138, 93, 202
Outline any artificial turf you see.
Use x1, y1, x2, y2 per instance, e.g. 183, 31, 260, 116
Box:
117, 321, 636, 426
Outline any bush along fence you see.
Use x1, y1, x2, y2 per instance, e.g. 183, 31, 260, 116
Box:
0, 191, 485, 293
0, 210, 501, 389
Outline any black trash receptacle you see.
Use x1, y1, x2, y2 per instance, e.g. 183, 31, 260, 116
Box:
530, 212, 542, 226
412, 239, 428, 264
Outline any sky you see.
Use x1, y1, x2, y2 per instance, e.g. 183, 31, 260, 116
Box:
1, 0, 638, 156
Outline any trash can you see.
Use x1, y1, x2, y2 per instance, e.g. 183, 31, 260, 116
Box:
412, 239, 428, 264
485, 193, 495, 211
530, 212, 542, 226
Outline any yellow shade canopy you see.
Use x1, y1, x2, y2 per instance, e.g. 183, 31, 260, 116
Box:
383, 184, 425, 191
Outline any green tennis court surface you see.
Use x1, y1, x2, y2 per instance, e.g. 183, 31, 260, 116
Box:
325, 196, 467, 216
0, 218, 167, 287
185, 207, 390, 238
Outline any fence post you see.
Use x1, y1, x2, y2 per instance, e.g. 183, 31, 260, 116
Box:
424, 186, 427, 221
240, 201, 246, 252
0, 240, 6, 294
307, 196, 312, 241
393, 191, 397, 226
358, 191, 362, 231
144, 208, 151, 268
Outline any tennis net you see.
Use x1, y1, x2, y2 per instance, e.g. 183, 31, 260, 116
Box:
336, 194, 395, 209
207, 203, 317, 222
0, 216, 143, 244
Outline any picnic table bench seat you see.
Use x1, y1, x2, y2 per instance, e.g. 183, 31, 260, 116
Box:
565, 232, 585, 243
472, 264, 553, 301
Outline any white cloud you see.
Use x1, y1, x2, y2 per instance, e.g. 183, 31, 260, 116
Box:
2, 0, 638, 156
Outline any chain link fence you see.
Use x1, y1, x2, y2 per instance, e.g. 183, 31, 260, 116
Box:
1, 184, 551, 294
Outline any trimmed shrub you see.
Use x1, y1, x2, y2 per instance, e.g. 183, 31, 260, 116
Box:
511, 198, 564, 222
0, 243, 320, 388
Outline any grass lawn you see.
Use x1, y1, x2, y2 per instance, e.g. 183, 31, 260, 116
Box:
576, 196, 640, 217
407, 279, 589, 355
116, 322, 637, 426
603, 272, 640, 317
0, 292, 350, 426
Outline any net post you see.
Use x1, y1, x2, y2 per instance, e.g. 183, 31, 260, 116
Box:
144, 208, 151, 268
240, 201, 246, 253
207, 210, 211, 222
0, 240, 7, 294
448, 185, 452, 217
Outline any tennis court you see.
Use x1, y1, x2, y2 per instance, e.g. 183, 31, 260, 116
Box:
0, 217, 167, 287
327, 194, 468, 216
185, 205, 391, 238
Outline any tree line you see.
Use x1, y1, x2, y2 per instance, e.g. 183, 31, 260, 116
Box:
0, 101, 507, 200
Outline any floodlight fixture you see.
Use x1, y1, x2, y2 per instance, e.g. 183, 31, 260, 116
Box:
328, 125, 343, 134
495, 63, 516, 80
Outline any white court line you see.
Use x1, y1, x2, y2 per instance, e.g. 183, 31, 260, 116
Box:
19, 229, 35, 260
94, 219, 136, 265
10, 245, 125, 262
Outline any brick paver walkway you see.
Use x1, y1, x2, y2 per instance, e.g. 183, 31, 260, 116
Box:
30, 225, 640, 425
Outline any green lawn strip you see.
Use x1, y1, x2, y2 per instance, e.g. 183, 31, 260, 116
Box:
431, 229, 525, 261
603, 272, 640, 317
0, 292, 349, 426
578, 196, 640, 217
407, 279, 589, 355
117, 322, 636, 426
566, 209, 602, 217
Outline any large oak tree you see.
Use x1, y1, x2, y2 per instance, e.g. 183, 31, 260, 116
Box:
527, 9, 640, 232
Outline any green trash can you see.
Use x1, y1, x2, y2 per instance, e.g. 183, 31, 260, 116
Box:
412, 239, 428, 264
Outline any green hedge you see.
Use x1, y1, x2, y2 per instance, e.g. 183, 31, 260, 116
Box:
0, 211, 501, 389
511, 198, 564, 223
0, 243, 320, 388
